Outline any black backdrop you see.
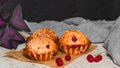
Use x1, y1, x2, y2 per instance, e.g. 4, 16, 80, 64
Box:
0, 0, 120, 22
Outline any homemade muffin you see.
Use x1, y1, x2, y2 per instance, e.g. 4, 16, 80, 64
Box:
24, 37, 58, 61
27, 28, 58, 43
59, 30, 91, 55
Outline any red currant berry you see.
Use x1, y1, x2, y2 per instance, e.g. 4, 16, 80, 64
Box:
86, 54, 94, 63
65, 55, 71, 61
56, 57, 62, 63
72, 36, 77, 42
46, 44, 50, 49
94, 55, 102, 62
57, 60, 64, 66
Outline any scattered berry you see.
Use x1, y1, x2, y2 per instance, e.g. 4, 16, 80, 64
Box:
57, 60, 64, 66
65, 55, 71, 61
56, 57, 62, 63
86, 54, 94, 63
94, 55, 102, 62
86, 54, 103, 63
55, 57, 64, 66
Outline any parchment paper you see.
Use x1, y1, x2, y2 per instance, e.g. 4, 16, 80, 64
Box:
6, 45, 97, 68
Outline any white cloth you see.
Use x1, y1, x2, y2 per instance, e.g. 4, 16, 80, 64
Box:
0, 43, 120, 68
104, 17, 120, 66
0, 19, 120, 68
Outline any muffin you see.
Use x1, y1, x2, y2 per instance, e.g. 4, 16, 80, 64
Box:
59, 30, 91, 55
27, 28, 58, 43
24, 37, 58, 61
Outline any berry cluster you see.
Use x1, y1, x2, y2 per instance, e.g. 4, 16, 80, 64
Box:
55, 55, 71, 66
55, 54, 103, 66
86, 54, 102, 63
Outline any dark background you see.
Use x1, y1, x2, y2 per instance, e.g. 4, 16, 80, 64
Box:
0, 0, 120, 22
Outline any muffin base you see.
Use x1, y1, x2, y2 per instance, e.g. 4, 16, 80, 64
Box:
23, 48, 57, 61
60, 44, 90, 55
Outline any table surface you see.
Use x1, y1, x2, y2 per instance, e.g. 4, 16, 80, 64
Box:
0, 43, 120, 68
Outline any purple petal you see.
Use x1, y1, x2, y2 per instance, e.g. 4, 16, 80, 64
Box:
1, 25, 25, 42
9, 4, 30, 32
0, 17, 6, 27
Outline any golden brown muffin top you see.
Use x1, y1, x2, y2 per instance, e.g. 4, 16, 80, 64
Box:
59, 30, 91, 46
25, 37, 58, 54
27, 28, 58, 43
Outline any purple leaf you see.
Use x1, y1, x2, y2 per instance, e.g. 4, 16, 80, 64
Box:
1, 12, 12, 20
0, 17, 6, 27
1, 25, 25, 42
0, 0, 5, 6
0, 25, 26, 49
0, 29, 3, 37
0, 39, 20, 49
0, 3, 29, 49
0, 39, 12, 49
9, 4, 30, 32
11, 40, 21, 49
